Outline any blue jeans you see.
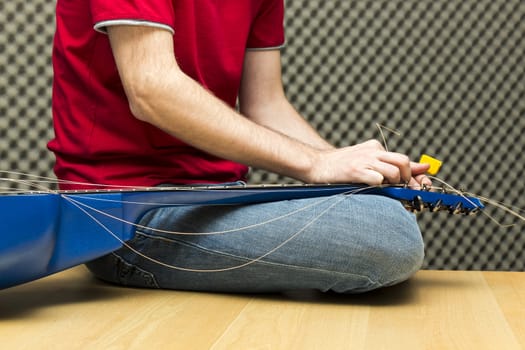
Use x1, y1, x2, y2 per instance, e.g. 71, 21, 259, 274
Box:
86, 193, 424, 293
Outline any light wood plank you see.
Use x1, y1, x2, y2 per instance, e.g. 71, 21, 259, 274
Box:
211, 294, 370, 349
0, 267, 250, 350
1, 267, 525, 349
483, 271, 525, 348
363, 271, 521, 350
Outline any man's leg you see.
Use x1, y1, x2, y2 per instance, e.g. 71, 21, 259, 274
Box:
86, 194, 424, 293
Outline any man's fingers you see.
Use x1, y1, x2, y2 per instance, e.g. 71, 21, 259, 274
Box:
411, 174, 432, 188
371, 161, 402, 184
377, 152, 411, 183
410, 162, 430, 175
360, 169, 385, 186
329, 141, 430, 186
409, 162, 432, 188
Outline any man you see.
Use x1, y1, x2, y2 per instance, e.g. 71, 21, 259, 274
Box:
49, 0, 430, 293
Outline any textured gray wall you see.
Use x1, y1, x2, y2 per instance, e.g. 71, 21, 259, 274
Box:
0, 1, 524, 270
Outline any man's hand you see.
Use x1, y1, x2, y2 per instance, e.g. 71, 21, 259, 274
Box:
409, 162, 432, 189
305, 139, 432, 187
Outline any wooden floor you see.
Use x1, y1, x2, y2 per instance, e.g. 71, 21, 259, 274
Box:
1, 266, 524, 349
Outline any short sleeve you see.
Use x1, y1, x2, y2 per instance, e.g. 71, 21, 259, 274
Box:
90, 0, 176, 34
247, 0, 285, 49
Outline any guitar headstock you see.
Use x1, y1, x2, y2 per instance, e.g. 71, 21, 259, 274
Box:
377, 186, 484, 215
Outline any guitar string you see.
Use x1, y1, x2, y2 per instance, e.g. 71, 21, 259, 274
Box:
5, 172, 435, 235
1, 173, 351, 272
0, 172, 470, 273
63, 191, 351, 236
373, 124, 523, 227
0, 171, 520, 229
62, 189, 349, 272
0, 171, 367, 272
1, 171, 492, 234
60, 182, 484, 236
0, 170, 160, 192
0, 170, 521, 273
376, 122, 401, 153
0, 172, 393, 237
428, 175, 523, 228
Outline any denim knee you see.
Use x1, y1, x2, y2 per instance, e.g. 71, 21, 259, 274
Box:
368, 209, 425, 287
83, 195, 425, 294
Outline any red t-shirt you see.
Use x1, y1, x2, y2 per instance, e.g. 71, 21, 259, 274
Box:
48, 0, 285, 189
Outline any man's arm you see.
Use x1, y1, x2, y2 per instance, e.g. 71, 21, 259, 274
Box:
108, 25, 429, 186
239, 50, 333, 151
108, 25, 319, 181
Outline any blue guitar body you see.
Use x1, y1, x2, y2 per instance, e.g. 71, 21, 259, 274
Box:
0, 184, 483, 289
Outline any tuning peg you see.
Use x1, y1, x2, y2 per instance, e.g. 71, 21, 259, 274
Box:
412, 196, 425, 212
466, 207, 481, 216
429, 199, 443, 212
402, 200, 420, 213
450, 202, 463, 215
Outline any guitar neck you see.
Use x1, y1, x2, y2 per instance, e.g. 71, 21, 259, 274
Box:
62, 183, 484, 215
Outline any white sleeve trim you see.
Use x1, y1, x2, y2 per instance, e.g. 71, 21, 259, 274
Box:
94, 19, 174, 35
246, 43, 286, 51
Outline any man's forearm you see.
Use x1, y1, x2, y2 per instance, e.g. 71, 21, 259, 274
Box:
238, 50, 333, 152
241, 97, 334, 151
135, 70, 321, 181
